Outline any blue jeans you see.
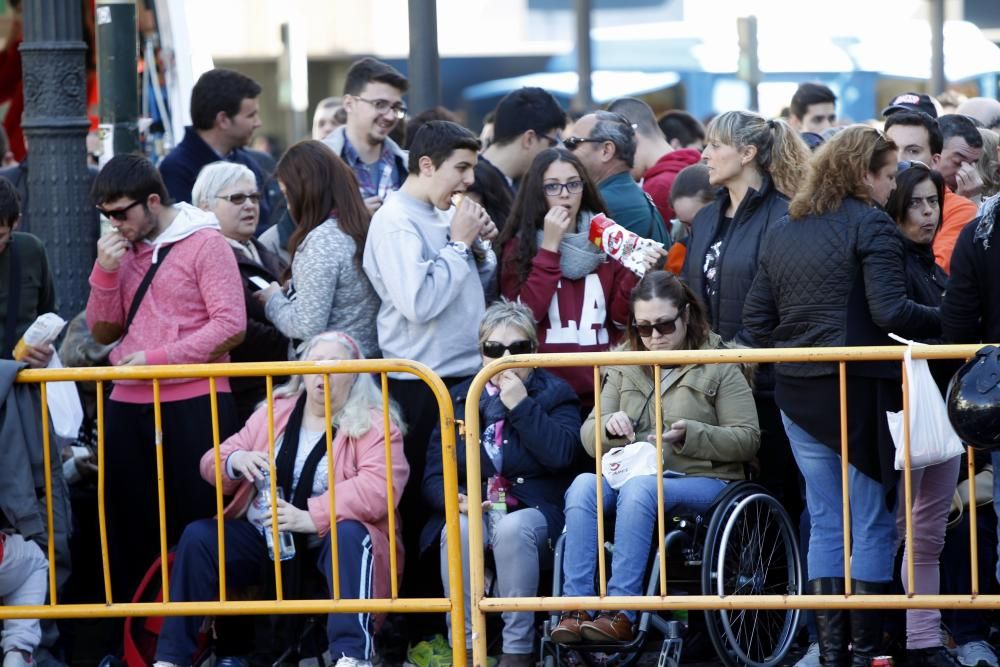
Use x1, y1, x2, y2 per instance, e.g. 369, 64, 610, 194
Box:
783, 412, 897, 582
561, 472, 728, 621
155, 518, 375, 665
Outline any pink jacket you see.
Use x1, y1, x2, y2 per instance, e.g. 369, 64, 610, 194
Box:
199, 396, 409, 599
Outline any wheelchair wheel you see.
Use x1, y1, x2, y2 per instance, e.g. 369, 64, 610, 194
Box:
700, 484, 802, 667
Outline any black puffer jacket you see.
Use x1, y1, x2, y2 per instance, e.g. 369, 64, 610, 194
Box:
942, 210, 1000, 344
682, 174, 789, 343
743, 198, 941, 377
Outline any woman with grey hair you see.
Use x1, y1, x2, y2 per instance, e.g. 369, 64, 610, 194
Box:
421, 300, 582, 667
153, 330, 407, 667
192, 161, 290, 421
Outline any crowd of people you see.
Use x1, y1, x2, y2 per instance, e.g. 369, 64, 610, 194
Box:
2, 54, 1000, 667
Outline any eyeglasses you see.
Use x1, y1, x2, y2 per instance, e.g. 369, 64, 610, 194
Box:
632, 307, 686, 337
481, 340, 534, 358
897, 160, 931, 173
96, 199, 144, 222
563, 136, 605, 151
355, 97, 407, 120
216, 192, 262, 205
543, 180, 585, 196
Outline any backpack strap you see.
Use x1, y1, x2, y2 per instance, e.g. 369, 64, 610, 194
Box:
121, 243, 176, 341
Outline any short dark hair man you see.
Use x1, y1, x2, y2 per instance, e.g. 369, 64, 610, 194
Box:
788, 82, 837, 134
362, 121, 497, 597
932, 114, 984, 273
884, 111, 943, 165
323, 57, 409, 216
158, 69, 270, 221
566, 111, 669, 244
0, 176, 55, 368
657, 110, 705, 150
607, 97, 701, 224
87, 154, 246, 599
479, 87, 567, 193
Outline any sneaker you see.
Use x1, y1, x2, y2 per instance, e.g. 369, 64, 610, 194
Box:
335, 658, 374, 667
955, 641, 999, 667
794, 642, 820, 667
2, 653, 32, 667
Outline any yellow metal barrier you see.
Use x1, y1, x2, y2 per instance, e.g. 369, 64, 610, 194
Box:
463, 344, 994, 667
5, 359, 468, 667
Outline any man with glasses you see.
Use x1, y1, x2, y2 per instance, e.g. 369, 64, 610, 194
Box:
323, 57, 409, 216
159, 69, 273, 224
565, 111, 670, 245
478, 87, 567, 194
86, 154, 246, 602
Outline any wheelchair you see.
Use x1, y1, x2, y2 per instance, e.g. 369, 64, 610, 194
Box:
539, 480, 802, 667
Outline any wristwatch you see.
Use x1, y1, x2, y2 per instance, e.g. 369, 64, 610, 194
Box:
447, 241, 470, 257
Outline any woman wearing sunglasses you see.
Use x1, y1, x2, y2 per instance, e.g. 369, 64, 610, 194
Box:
422, 300, 582, 667
885, 162, 963, 667
192, 161, 290, 421
551, 270, 759, 643
496, 148, 663, 407
257, 140, 381, 358
743, 127, 941, 667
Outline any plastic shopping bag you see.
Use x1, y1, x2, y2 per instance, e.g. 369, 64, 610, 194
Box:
45, 350, 84, 440
886, 335, 964, 470
602, 440, 659, 489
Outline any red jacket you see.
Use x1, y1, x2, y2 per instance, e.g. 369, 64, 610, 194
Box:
500, 239, 637, 400
642, 149, 703, 223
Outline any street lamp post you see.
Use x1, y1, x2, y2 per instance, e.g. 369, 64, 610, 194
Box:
20, 0, 96, 318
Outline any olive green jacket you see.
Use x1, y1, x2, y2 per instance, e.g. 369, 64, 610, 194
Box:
581, 335, 760, 481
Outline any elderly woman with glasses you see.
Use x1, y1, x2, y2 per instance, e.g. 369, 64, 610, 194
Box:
550, 270, 759, 644
192, 161, 290, 420
496, 148, 664, 407
422, 300, 582, 667
744, 126, 941, 667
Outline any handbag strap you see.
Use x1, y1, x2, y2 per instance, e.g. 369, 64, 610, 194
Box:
2, 236, 21, 358
121, 243, 175, 340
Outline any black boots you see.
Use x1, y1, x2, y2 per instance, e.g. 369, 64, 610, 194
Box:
810, 578, 849, 666
849, 579, 889, 667
906, 646, 963, 667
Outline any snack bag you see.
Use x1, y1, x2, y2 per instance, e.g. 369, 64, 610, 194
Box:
588, 213, 664, 277
13, 312, 67, 361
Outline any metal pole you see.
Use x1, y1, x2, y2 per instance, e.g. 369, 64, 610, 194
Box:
97, 0, 139, 155
20, 0, 96, 318
574, 0, 593, 111
407, 0, 440, 114
930, 0, 946, 95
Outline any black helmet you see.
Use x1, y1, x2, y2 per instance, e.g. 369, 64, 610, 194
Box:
947, 346, 1000, 450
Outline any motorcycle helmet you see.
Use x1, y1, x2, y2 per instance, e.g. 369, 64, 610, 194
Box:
947, 345, 1000, 450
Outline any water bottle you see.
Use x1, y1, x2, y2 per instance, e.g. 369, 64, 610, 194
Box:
252, 471, 296, 561
486, 489, 507, 549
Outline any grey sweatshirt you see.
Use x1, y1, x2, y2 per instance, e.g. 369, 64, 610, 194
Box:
265, 218, 380, 357
363, 189, 496, 379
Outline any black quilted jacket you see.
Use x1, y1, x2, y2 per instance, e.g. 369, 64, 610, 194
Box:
742, 197, 941, 377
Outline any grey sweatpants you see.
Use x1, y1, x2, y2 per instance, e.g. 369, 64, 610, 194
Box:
440, 509, 550, 654
0, 533, 48, 655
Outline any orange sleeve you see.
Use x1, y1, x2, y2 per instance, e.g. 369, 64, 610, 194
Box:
666, 241, 687, 276
933, 190, 978, 275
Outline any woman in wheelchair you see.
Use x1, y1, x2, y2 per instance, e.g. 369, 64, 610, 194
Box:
152, 331, 408, 667
422, 300, 582, 667
550, 271, 760, 644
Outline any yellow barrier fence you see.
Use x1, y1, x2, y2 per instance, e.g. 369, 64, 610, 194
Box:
463, 344, 997, 667
4, 359, 468, 667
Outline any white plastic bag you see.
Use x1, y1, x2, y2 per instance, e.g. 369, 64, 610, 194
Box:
45, 350, 84, 440
602, 440, 659, 489
886, 336, 964, 471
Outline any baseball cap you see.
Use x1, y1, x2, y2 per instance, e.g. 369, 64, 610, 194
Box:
881, 93, 938, 119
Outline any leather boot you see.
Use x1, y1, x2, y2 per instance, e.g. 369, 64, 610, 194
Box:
849, 579, 890, 667
810, 578, 849, 666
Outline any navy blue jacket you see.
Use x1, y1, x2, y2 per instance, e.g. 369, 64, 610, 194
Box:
159, 127, 274, 225
420, 369, 582, 554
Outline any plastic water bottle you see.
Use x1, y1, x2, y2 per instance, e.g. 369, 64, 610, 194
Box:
486, 489, 507, 549
252, 471, 296, 561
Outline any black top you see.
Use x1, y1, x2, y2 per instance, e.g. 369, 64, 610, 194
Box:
943, 214, 1000, 345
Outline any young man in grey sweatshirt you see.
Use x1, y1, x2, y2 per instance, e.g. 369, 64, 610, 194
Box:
362, 120, 497, 612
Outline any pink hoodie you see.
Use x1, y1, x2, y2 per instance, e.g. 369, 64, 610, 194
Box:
200, 397, 409, 600
86, 205, 247, 403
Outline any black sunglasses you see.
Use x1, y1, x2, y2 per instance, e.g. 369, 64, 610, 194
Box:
96, 199, 144, 222
216, 192, 262, 205
632, 306, 686, 337
563, 136, 605, 151
482, 340, 534, 359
